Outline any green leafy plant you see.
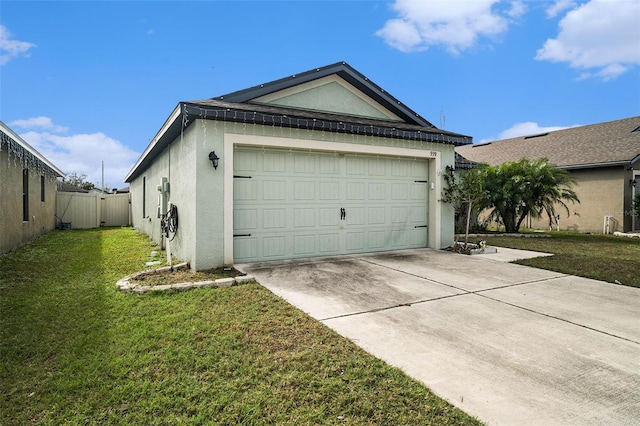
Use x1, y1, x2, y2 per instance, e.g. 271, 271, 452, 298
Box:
442, 165, 488, 243
483, 158, 579, 233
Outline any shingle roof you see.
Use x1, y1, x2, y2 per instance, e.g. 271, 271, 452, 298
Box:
126, 62, 474, 183
183, 98, 471, 143
214, 61, 436, 128
0, 120, 65, 178
456, 116, 640, 169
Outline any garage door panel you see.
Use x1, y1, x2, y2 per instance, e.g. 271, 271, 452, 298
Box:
391, 229, 408, 246
346, 207, 365, 225
294, 208, 315, 227
234, 148, 429, 262
263, 180, 287, 200
410, 160, 428, 178
294, 154, 315, 173
346, 232, 365, 250
234, 180, 258, 200
411, 182, 427, 200
346, 182, 365, 200
319, 181, 339, 200
367, 231, 386, 249
391, 206, 408, 223
294, 181, 315, 200
368, 183, 385, 200
346, 156, 366, 175
234, 237, 258, 262
263, 152, 286, 172
410, 206, 428, 223
368, 158, 385, 176
235, 151, 258, 172
234, 209, 257, 231
263, 208, 286, 229
263, 236, 286, 258
391, 183, 408, 200
368, 207, 385, 224
391, 160, 409, 176
319, 208, 339, 227
319, 156, 340, 174
319, 233, 340, 253
410, 228, 428, 245
294, 234, 316, 255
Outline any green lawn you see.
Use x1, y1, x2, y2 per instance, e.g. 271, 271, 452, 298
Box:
1, 228, 480, 425
482, 232, 640, 288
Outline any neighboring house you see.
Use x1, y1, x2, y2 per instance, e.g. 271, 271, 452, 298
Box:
456, 116, 640, 233
125, 61, 472, 270
0, 120, 65, 255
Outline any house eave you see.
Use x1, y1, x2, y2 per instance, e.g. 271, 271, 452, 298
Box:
126, 100, 473, 183
125, 105, 182, 183
560, 160, 634, 170
0, 120, 65, 178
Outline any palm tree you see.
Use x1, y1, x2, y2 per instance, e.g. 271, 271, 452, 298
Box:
484, 158, 579, 233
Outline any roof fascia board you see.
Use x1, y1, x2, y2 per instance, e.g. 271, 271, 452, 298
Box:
560, 161, 631, 170
0, 120, 65, 177
182, 101, 471, 145
216, 62, 435, 128
124, 104, 182, 182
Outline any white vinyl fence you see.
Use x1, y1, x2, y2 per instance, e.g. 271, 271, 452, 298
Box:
56, 192, 131, 229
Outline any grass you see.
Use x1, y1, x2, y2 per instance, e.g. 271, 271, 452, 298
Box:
482, 232, 640, 288
0, 228, 480, 425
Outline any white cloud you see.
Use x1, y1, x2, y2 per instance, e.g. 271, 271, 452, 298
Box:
507, 1, 527, 19
535, 0, 640, 80
16, 117, 139, 188
0, 25, 36, 65
376, 0, 518, 54
545, 0, 577, 18
10, 116, 68, 133
496, 121, 579, 139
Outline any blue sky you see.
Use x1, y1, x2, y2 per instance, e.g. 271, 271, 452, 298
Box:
1, 0, 639, 188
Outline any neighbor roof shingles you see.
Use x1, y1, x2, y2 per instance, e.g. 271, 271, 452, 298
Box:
456, 116, 640, 168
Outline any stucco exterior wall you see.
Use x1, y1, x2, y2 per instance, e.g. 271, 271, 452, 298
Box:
527, 166, 629, 233
130, 118, 457, 270
130, 125, 199, 266
0, 149, 58, 254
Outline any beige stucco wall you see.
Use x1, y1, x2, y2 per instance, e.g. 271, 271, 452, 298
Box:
526, 166, 634, 233
130, 124, 199, 267
131, 118, 457, 270
0, 149, 58, 255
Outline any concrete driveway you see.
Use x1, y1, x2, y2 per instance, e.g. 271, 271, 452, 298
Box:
237, 248, 640, 426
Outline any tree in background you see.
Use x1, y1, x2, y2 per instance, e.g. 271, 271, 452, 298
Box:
483, 158, 579, 233
442, 165, 489, 244
63, 172, 96, 191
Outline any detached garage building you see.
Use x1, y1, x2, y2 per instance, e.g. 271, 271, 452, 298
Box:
125, 62, 472, 269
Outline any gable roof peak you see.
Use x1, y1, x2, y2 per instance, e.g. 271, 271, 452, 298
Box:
214, 61, 436, 128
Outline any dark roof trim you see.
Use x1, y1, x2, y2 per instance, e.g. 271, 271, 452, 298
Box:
0, 121, 64, 178
560, 161, 633, 170
183, 100, 471, 144
214, 61, 436, 128
125, 100, 472, 183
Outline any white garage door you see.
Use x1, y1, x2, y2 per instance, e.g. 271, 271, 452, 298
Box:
233, 147, 429, 263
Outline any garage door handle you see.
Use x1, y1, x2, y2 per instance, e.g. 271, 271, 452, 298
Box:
340, 208, 345, 220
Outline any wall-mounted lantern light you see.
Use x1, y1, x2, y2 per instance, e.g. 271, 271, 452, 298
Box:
630, 178, 637, 188
208, 151, 220, 170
